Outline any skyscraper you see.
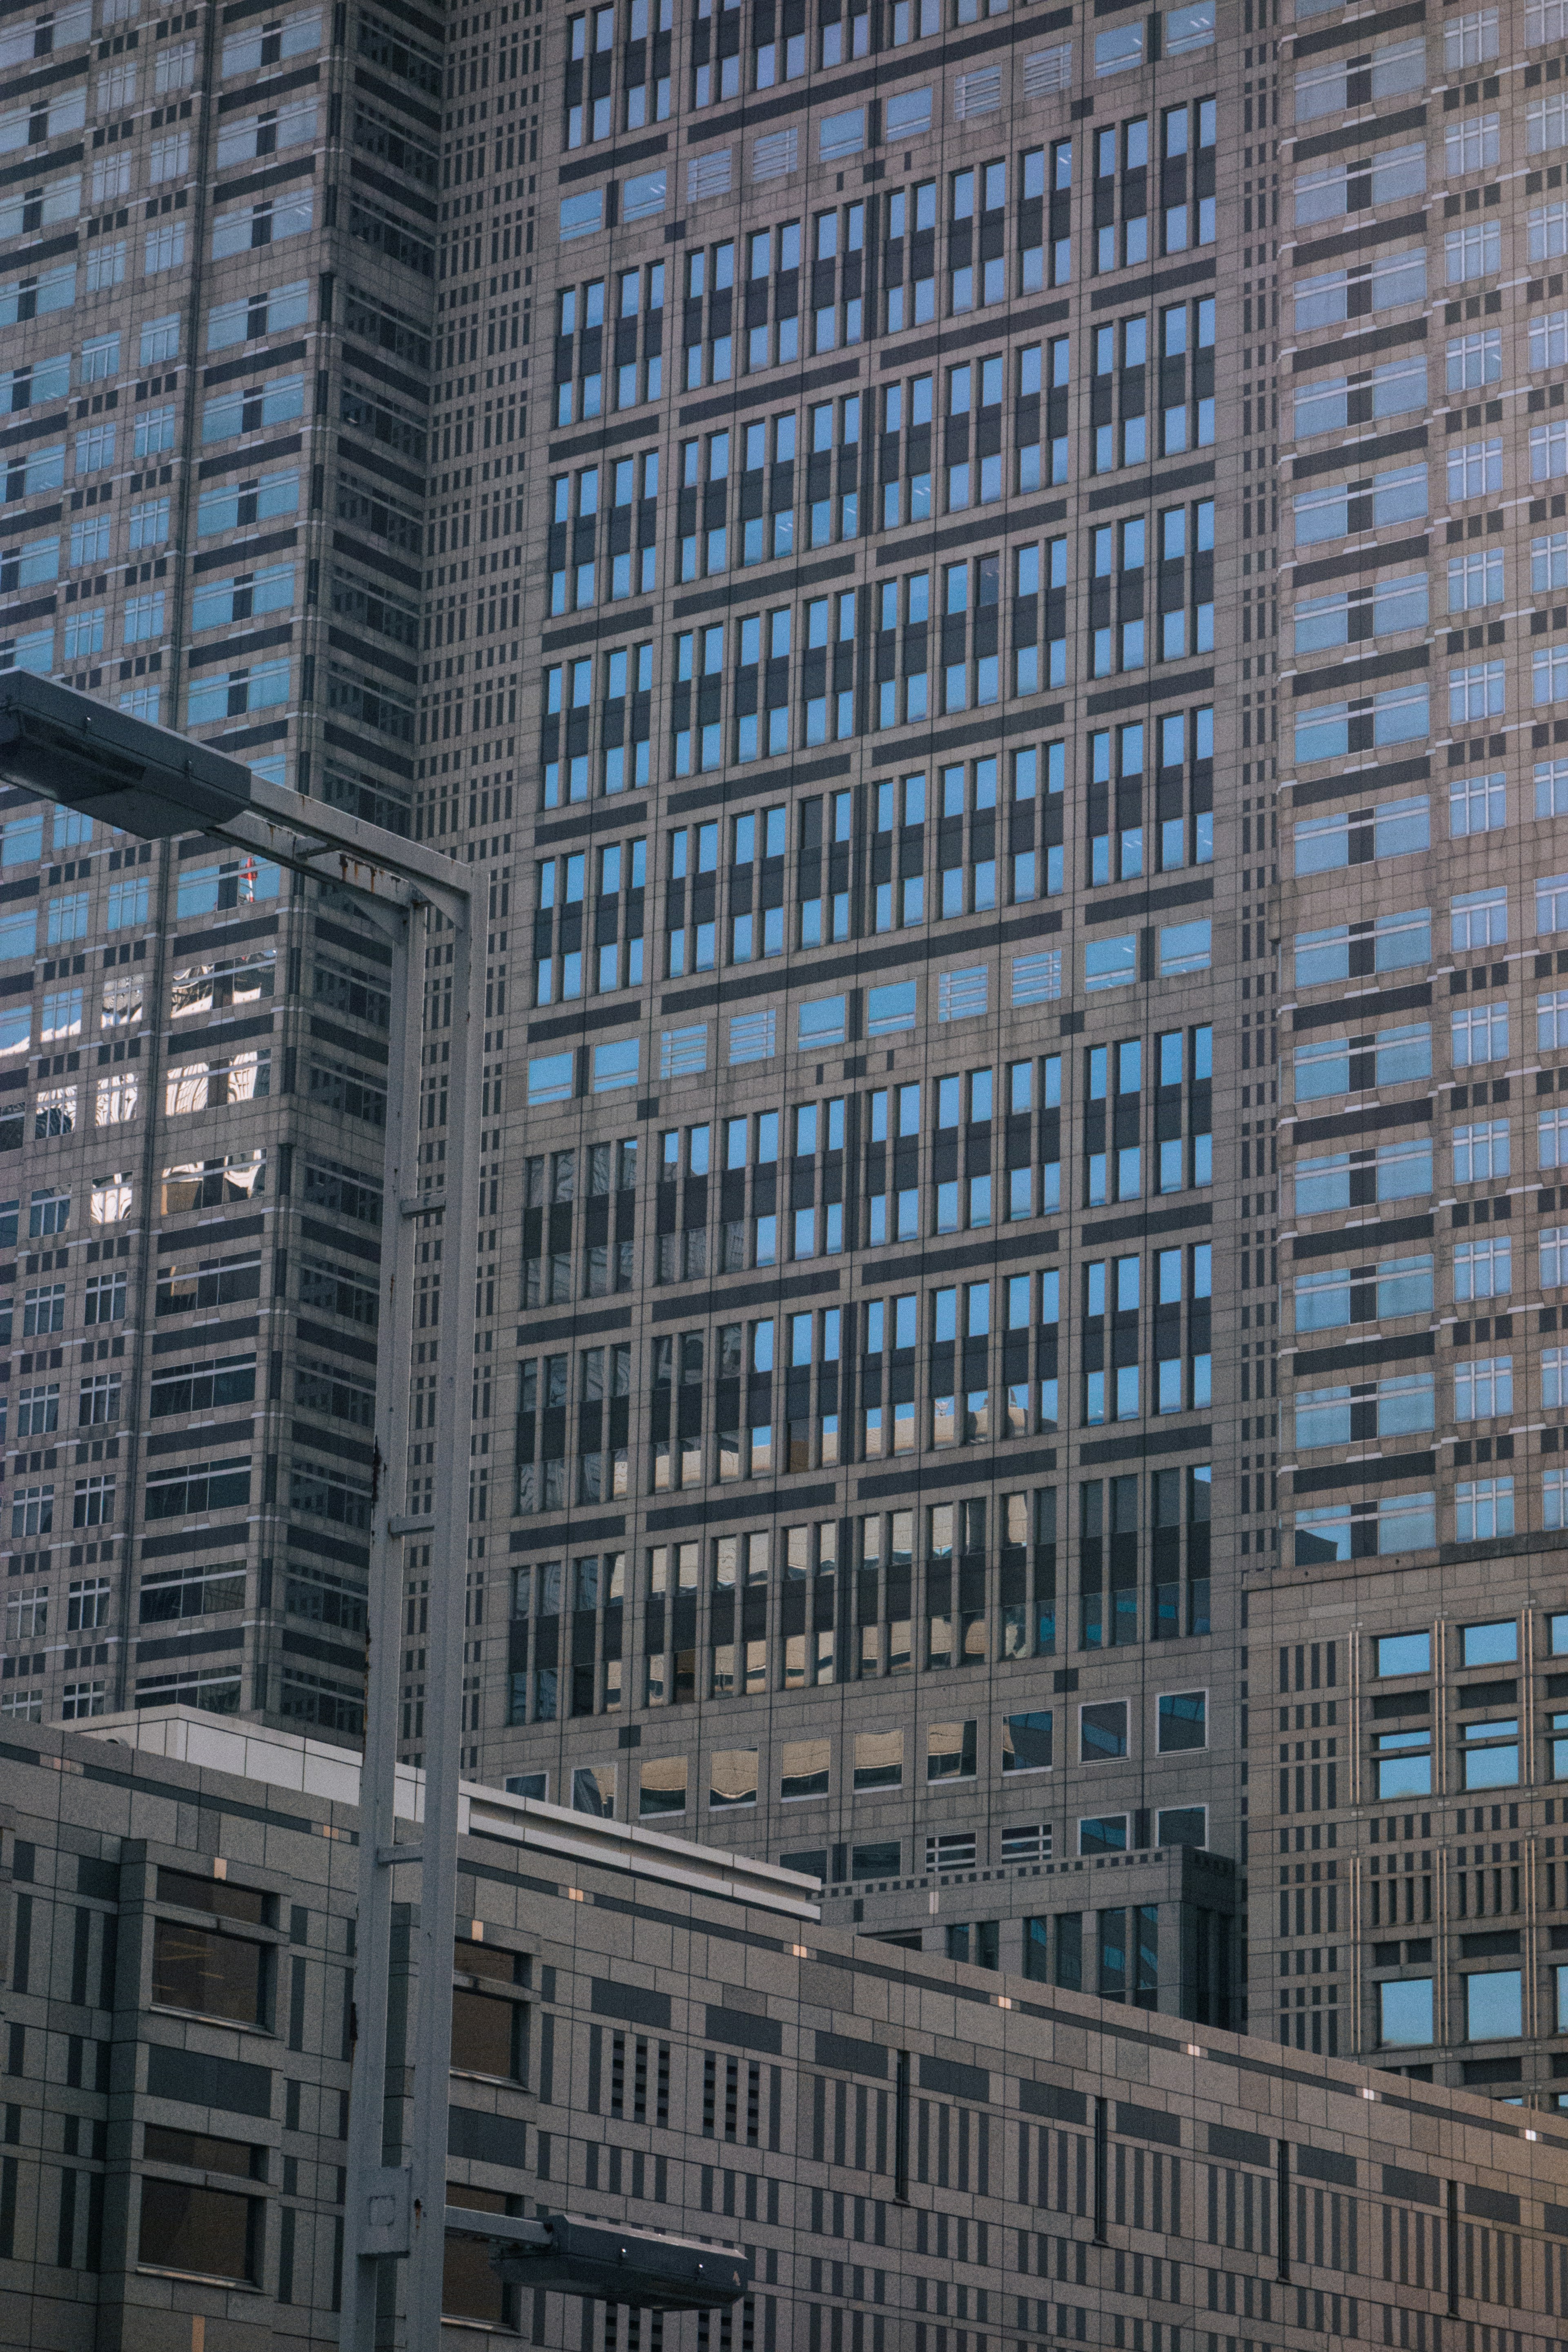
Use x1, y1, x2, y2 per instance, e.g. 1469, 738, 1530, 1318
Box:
0, 0, 521, 1730
1258, 0, 1568, 2103
489, 0, 1242, 2026
6, 0, 1568, 2106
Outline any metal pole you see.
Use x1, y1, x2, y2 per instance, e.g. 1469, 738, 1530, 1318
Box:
226, 774, 482, 2352
0, 677, 482, 2352
335, 885, 481, 2352
339, 887, 428, 2352
404, 881, 482, 2350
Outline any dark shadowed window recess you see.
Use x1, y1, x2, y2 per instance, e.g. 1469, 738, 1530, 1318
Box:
443, 2188, 520, 2329
151, 1922, 267, 2027
137, 2180, 258, 2282
450, 1940, 528, 2081
143, 2125, 260, 2180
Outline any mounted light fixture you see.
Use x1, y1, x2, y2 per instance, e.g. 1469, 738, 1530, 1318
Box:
451, 2209, 748, 2312
0, 670, 252, 836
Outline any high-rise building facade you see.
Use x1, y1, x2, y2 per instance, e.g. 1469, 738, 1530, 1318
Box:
1255, 0, 1568, 2104
9, 0, 1568, 2110
0, 0, 518, 1732
483, 0, 1247, 2031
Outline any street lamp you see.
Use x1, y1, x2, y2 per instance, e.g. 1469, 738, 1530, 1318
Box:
0, 673, 480, 2350
0, 674, 748, 2342
465, 2212, 751, 2307
0, 671, 260, 835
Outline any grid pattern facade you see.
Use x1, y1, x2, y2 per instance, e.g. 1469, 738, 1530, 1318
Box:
0, 0, 507, 1739
478, 0, 1254, 2029
1256, 0, 1568, 2097
10, 0, 1568, 2127
6, 1712, 1568, 2352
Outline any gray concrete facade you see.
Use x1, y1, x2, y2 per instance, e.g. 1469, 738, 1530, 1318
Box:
7, 1706, 1568, 2350
1254, 0, 1568, 2096
8, 0, 1568, 2158
471, 0, 1249, 2033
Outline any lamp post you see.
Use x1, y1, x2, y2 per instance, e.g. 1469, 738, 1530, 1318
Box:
0, 673, 479, 2352
0, 676, 749, 2340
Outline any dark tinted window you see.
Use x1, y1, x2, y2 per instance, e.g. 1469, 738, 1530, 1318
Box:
143, 2124, 256, 2179
852, 1841, 900, 1877
138, 2180, 255, 2280
156, 1867, 267, 1925
454, 1937, 523, 1987
443, 2230, 511, 2324
151, 1920, 266, 2025
450, 1987, 522, 2079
